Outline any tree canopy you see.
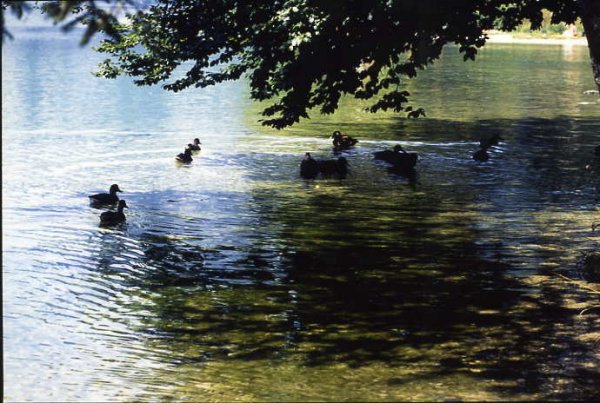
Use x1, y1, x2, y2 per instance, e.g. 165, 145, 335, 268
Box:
2, 1, 597, 129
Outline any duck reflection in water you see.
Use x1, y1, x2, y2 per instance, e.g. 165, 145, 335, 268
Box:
472, 148, 490, 162
387, 165, 418, 186
100, 200, 128, 226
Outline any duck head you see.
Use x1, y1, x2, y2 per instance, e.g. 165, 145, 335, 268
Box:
304, 152, 313, 160
110, 184, 123, 194
194, 138, 201, 145
118, 200, 128, 210
331, 130, 342, 139
393, 145, 405, 153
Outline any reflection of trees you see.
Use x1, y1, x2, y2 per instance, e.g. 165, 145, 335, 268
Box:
244, 43, 594, 137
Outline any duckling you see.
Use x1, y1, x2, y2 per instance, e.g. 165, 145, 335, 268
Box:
318, 156, 349, 178
189, 138, 201, 151
89, 184, 122, 205
472, 148, 490, 162
331, 130, 358, 149
100, 200, 128, 225
300, 152, 319, 179
176, 147, 193, 163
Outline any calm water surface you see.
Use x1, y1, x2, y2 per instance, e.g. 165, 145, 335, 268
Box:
3, 27, 600, 401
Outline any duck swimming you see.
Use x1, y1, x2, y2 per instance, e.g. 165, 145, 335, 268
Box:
89, 184, 122, 205
374, 144, 418, 168
479, 133, 503, 149
300, 152, 319, 179
189, 138, 201, 151
318, 156, 349, 178
176, 148, 193, 163
100, 200, 128, 225
331, 130, 358, 149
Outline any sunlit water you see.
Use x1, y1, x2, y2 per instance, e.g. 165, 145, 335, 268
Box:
3, 26, 600, 401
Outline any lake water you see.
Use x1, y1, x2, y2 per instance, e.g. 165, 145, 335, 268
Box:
3, 26, 600, 401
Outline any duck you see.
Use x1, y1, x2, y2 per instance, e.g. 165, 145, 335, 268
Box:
189, 138, 201, 151
334, 156, 349, 178
374, 144, 418, 168
374, 145, 404, 162
479, 133, 503, 149
472, 148, 490, 162
318, 156, 349, 178
89, 184, 122, 204
176, 147, 193, 163
331, 130, 358, 149
300, 152, 319, 179
100, 200, 128, 225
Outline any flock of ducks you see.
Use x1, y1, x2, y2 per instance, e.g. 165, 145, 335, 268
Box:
301, 131, 419, 180
91, 138, 202, 225
89, 131, 599, 226
176, 138, 202, 163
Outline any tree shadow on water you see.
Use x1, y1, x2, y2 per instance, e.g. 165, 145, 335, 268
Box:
83, 117, 600, 399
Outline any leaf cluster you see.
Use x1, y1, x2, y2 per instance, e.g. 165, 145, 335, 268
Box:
2, 0, 139, 45
4, 0, 581, 128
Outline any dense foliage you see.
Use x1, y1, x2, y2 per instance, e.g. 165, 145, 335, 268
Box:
2, 1, 596, 128
1, 1, 138, 45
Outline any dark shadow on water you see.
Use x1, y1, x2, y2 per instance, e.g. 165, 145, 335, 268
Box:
386, 165, 418, 187
84, 116, 599, 400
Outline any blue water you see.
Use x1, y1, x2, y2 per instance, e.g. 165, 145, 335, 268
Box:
3, 24, 600, 401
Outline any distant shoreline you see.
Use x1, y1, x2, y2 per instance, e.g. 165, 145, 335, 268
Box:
486, 33, 588, 46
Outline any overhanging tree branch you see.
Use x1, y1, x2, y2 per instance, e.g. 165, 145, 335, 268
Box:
3, 0, 594, 128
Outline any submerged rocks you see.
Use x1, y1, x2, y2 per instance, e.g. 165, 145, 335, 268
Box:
579, 252, 600, 282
